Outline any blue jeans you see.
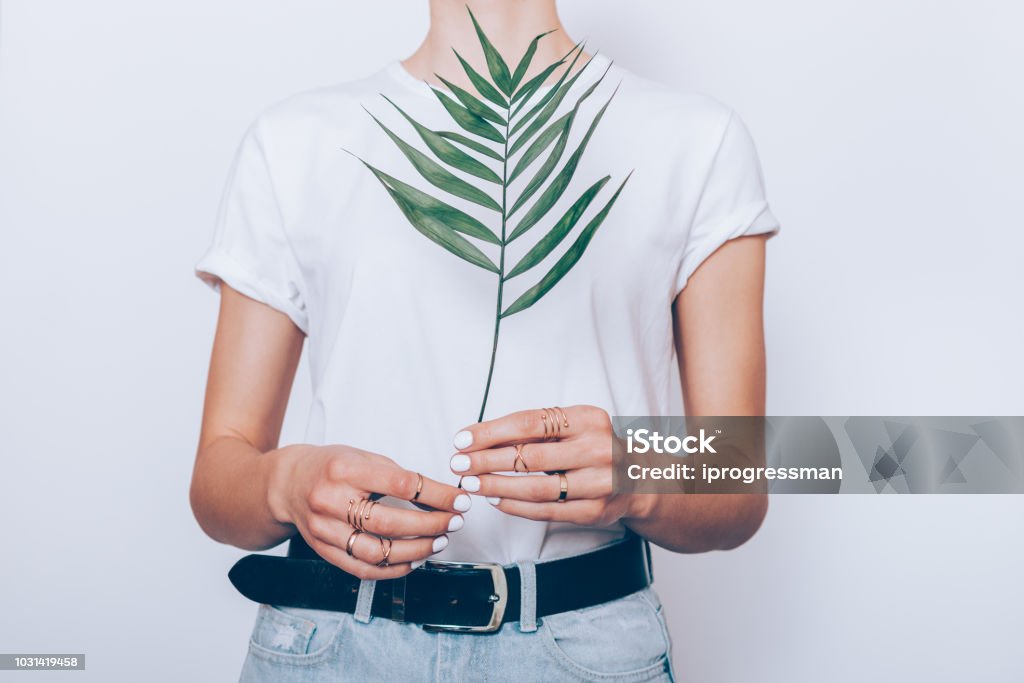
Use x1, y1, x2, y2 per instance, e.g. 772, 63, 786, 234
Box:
238, 585, 677, 682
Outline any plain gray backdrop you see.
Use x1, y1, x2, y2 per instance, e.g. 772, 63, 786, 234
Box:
1, 1, 1022, 681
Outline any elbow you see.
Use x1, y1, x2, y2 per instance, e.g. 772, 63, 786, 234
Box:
189, 455, 229, 546
189, 470, 218, 543
715, 493, 768, 550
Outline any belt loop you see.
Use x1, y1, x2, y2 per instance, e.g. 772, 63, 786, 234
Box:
515, 560, 538, 633
353, 578, 376, 623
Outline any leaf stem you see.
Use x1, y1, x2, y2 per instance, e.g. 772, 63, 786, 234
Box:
477, 101, 512, 422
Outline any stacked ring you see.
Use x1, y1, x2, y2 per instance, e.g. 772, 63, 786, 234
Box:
347, 498, 378, 532
540, 406, 570, 441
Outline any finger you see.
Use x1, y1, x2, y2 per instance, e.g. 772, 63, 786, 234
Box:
307, 485, 467, 533
460, 468, 611, 502
343, 500, 465, 536
452, 405, 603, 452
450, 442, 594, 475
488, 498, 607, 525
304, 533, 417, 580
307, 520, 451, 566
349, 465, 472, 514
348, 530, 450, 566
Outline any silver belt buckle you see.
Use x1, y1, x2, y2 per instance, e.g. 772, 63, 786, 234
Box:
419, 560, 508, 633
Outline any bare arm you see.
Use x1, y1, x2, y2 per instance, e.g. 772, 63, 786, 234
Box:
625, 233, 770, 551
190, 283, 305, 550
191, 284, 468, 577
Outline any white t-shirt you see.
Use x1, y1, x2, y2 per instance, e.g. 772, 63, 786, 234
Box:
195, 53, 780, 564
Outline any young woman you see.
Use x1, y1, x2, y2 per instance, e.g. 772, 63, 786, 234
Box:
191, 1, 778, 680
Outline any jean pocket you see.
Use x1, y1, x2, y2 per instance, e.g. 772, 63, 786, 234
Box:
246, 603, 345, 665
540, 588, 672, 681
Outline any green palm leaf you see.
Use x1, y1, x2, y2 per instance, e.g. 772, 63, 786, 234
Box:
507, 117, 571, 220
510, 60, 610, 160
502, 173, 632, 317
453, 49, 507, 109
506, 66, 611, 217
511, 59, 563, 108
356, 158, 500, 244
509, 86, 618, 239
506, 176, 609, 279
467, 7, 513, 95
430, 88, 505, 143
510, 30, 556, 92
510, 47, 592, 138
382, 95, 501, 184
512, 42, 582, 110
365, 108, 501, 212
356, 6, 630, 421
437, 131, 503, 161
388, 188, 499, 273
507, 111, 569, 184
435, 74, 506, 126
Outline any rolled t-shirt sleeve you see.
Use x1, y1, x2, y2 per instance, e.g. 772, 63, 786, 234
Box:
195, 119, 309, 334
675, 108, 780, 294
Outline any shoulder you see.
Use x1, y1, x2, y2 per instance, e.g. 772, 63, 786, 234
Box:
240, 67, 391, 148
605, 61, 742, 152
611, 63, 736, 121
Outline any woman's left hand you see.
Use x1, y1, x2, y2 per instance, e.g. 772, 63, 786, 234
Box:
448, 405, 649, 527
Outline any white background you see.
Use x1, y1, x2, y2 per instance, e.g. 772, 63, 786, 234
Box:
1, 1, 1022, 681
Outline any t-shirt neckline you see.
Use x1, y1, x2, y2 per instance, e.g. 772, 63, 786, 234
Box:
383, 52, 612, 102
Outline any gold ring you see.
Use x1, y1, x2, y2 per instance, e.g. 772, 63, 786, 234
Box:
354, 499, 371, 531
351, 499, 363, 530
543, 407, 560, 441
513, 443, 529, 473
553, 406, 569, 430
411, 473, 424, 502
376, 536, 393, 567
346, 499, 356, 527
346, 529, 363, 557
362, 499, 378, 529
557, 471, 568, 502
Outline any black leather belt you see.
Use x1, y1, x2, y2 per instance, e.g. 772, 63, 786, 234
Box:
228, 532, 654, 633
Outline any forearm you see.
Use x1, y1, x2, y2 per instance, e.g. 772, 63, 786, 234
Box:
624, 492, 768, 553
189, 436, 303, 551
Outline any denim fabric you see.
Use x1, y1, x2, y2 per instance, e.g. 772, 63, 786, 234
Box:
238, 586, 677, 682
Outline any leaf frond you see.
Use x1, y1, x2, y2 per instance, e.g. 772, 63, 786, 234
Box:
502, 172, 632, 317
364, 105, 502, 212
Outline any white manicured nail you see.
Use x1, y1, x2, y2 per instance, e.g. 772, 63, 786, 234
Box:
453, 430, 474, 450
411, 559, 425, 569
432, 535, 449, 552
487, 497, 502, 506
454, 494, 472, 512
461, 476, 481, 492
447, 515, 464, 531
450, 454, 471, 472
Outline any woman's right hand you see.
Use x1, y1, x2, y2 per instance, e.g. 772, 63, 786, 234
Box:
268, 445, 471, 579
